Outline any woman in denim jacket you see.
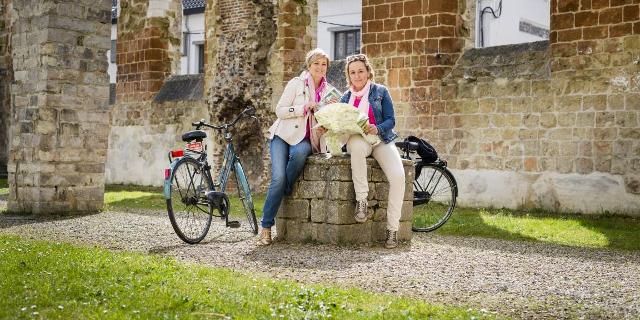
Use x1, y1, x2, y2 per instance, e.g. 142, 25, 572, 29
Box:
340, 53, 405, 249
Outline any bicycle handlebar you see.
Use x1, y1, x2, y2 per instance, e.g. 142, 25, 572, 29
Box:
192, 107, 256, 131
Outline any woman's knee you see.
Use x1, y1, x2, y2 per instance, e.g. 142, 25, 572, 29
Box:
347, 137, 369, 156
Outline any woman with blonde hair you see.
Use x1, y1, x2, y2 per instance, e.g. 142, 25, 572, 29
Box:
258, 48, 335, 245
340, 53, 405, 249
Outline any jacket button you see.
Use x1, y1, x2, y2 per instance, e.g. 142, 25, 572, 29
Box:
294, 125, 299, 128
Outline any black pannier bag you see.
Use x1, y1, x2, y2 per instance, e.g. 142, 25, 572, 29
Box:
406, 135, 438, 163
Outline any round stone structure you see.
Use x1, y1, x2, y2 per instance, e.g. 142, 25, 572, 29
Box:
275, 154, 415, 245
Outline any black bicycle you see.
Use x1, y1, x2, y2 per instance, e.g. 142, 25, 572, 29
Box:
396, 140, 458, 232
163, 107, 259, 244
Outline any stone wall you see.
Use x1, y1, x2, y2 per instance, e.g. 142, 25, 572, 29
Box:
7, 0, 111, 214
106, 96, 210, 185
276, 155, 414, 244
362, 0, 640, 215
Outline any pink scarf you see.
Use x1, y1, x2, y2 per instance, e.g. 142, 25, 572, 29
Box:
348, 80, 374, 124
304, 72, 325, 153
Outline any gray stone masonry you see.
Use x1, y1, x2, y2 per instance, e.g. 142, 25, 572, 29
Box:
276, 155, 415, 245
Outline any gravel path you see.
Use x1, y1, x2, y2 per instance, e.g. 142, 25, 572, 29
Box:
1, 210, 639, 319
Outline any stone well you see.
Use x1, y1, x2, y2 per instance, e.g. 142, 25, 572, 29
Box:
275, 155, 415, 245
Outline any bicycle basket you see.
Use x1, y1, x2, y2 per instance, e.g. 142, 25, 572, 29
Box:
406, 136, 438, 163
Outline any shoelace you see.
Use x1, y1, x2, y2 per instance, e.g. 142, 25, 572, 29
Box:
386, 230, 396, 242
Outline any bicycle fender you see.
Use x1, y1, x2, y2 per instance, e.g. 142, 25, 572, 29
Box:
163, 158, 181, 199
234, 161, 253, 202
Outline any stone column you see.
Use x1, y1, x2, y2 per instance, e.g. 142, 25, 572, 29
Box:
0, 0, 12, 178
7, 0, 111, 214
116, 0, 181, 103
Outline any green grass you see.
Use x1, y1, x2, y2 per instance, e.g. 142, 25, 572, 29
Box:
424, 206, 640, 251
0, 178, 7, 194
104, 184, 266, 219
0, 234, 488, 319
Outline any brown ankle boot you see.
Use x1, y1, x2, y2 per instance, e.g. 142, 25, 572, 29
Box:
257, 228, 272, 246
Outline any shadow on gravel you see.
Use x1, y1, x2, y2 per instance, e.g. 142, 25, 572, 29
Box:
0, 212, 102, 229
244, 242, 403, 270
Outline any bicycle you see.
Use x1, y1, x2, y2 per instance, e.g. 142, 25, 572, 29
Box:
395, 140, 458, 232
163, 107, 259, 244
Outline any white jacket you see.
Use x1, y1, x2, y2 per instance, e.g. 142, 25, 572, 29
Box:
268, 72, 331, 148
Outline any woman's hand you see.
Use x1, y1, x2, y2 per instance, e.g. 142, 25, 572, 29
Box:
366, 124, 379, 135
316, 126, 327, 135
305, 102, 318, 114
326, 98, 338, 105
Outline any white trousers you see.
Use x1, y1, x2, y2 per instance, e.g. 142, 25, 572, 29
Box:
346, 135, 405, 231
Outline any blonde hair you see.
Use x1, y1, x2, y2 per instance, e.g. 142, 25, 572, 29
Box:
345, 53, 374, 86
305, 48, 330, 69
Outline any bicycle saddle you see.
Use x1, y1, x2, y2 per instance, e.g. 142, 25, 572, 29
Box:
182, 130, 207, 142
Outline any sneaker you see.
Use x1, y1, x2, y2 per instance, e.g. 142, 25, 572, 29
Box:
385, 229, 398, 249
257, 228, 272, 246
354, 199, 369, 223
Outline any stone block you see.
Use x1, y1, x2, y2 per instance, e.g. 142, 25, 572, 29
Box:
296, 180, 327, 199
313, 223, 373, 245
278, 198, 310, 220
328, 181, 356, 200
310, 199, 327, 223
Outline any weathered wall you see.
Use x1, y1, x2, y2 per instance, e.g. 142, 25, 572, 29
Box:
203, 0, 316, 190
106, 0, 188, 186
0, 0, 12, 178
115, 0, 181, 103
106, 95, 210, 185
363, 0, 640, 215
7, 0, 111, 214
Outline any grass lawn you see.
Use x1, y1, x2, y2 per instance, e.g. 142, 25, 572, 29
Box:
0, 178, 7, 195
0, 234, 488, 319
104, 184, 266, 219
104, 184, 640, 251
432, 207, 640, 251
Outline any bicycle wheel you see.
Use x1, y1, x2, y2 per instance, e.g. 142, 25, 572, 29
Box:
412, 163, 457, 232
234, 161, 258, 234
167, 157, 213, 244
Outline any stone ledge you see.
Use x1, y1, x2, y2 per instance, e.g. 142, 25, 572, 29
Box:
276, 154, 414, 245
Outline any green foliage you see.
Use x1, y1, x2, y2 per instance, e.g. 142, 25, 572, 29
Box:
0, 235, 487, 319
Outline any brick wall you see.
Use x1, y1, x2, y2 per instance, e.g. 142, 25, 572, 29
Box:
115, 0, 181, 103
363, 0, 640, 214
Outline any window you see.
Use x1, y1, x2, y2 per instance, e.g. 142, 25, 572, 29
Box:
110, 40, 116, 63
182, 32, 189, 56
334, 29, 360, 60
197, 44, 204, 74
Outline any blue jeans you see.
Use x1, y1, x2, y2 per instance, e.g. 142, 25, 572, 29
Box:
261, 136, 311, 228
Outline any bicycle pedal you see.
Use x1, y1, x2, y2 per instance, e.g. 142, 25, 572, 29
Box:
226, 221, 241, 228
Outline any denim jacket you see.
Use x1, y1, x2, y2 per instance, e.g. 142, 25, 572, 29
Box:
340, 83, 398, 144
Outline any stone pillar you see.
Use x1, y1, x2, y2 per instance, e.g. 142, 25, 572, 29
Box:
116, 0, 181, 103
205, 0, 275, 191
0, 0, 12, 178
276, 156, 415, 245
7, 0, 111, 214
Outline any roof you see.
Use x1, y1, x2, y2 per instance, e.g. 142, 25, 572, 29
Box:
182, 0, 206, 10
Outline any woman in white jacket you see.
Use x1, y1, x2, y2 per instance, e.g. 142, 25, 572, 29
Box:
258, 48, 334, 245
